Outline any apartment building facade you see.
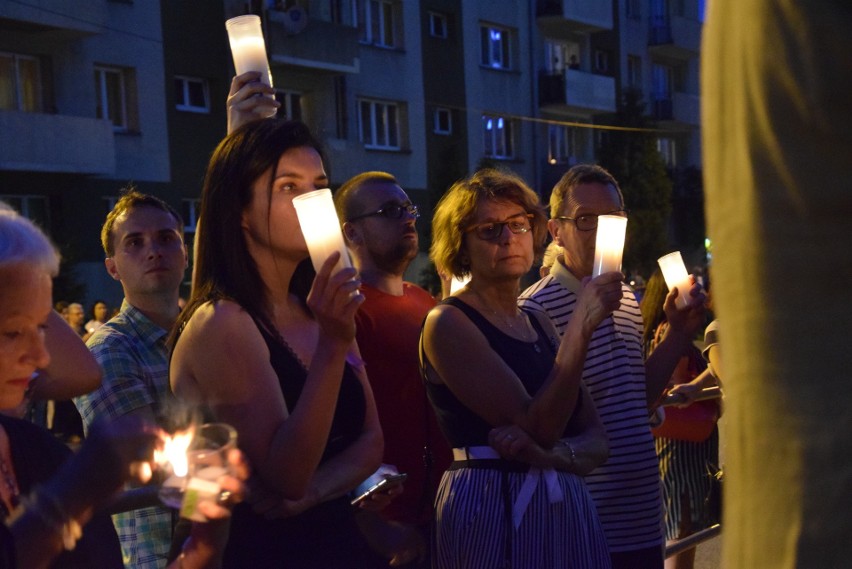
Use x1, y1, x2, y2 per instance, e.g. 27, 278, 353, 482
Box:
0, 0, 704, 305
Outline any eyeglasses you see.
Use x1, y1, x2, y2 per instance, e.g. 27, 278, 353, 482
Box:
555, 209, 628, 232
466, 214, 534, 241
348, 202, 420, 222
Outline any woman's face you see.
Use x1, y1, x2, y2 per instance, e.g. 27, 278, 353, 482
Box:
94, 302, 109, 322
241, 146, 329, 262
0, 264, 51, 409
464, 198, 534, 282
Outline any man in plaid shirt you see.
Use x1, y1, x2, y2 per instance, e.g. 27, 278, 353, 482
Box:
75, 189, 188, 568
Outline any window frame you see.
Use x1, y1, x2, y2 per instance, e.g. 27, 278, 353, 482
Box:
657, 137, 677, 168
275, 89, 303, 121
174, 76, 210, 113
433, 107, 452, 135
356, 0, 399, 49
627, 55, 643, 89
482, 113, 514, 159
0, 52, 42, 112
429, 11, 448, 38
547, 124, 576, 165
480, 24, 512, 70
358, 98, 402, 151
1, 194, 50, 227
94, 65, 128, 132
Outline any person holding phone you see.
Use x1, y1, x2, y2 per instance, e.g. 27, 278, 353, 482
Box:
422, 169, 615, 568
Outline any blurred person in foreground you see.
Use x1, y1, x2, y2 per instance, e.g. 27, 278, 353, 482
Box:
0, 203, 246, 569
422, 169, 615, 568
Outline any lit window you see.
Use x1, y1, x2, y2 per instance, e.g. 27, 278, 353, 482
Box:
94, 66, 128, 131
482, 114, 513, 159
275, 90, 302, 121
359, 99, 401, 150
0, 52, 41, 112
174, 76, 210, 113
429, 12, 447, 38
434, 108, 451, 135
480, 24, 511, 69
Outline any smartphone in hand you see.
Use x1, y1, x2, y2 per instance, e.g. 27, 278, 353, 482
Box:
350, 473, 408, 506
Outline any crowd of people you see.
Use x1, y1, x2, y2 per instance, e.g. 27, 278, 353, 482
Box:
0, 72, 722, 569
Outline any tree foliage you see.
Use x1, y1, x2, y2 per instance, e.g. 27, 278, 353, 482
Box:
597, 89, 673, 278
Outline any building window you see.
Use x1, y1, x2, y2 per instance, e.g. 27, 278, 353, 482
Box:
429, 11, 447, 38
652, 62, 674, 99
482, 114, 513, 159
275, 90, 302, 121
594, 50, 610, 73
174, 76, 210, 113
359, 99, 401, 150
433, 108, 451, 135
480, 24, 512, 70
657, 137, 677, 167
626, 0, 641, 19
334, 76, 347, 139
355, 0, 400, 48
181, 199, 201, 233
95, 66, 137, 132
1, 195, 49, 228
627, 55, 643, 89
547, 124, 576, 165
0, 52, 42, 112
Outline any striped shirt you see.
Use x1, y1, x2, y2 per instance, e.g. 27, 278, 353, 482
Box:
74, 300, 175, 569
519, 261, 663, 552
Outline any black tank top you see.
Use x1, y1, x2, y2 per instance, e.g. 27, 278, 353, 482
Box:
425, 297, 572, 448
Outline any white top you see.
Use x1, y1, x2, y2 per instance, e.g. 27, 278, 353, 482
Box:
518, 260, 663, 552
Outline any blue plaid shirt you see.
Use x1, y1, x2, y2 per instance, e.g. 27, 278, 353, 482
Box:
74, 300, 175, 569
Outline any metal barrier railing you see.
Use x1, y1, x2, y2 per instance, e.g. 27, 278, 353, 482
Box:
665, 523, 721, 558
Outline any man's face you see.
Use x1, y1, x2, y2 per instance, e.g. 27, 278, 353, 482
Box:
66, 304, 84, 328
345, 182, 419, 276
549, 182, 623, 278
105, 206, 188, 299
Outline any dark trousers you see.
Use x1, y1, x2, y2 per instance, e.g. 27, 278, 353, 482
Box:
610, 544, 664, 569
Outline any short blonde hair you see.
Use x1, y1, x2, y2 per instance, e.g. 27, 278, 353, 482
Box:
0, 203, 60, 276
430, 169, 548, 279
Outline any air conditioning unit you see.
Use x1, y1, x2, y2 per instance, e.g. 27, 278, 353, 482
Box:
282, 6, 308, 35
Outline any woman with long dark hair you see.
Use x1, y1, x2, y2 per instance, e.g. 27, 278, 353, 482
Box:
169, 119, 383, 567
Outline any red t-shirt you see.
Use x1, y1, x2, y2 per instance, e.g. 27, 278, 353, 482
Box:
355, 282, 452, 526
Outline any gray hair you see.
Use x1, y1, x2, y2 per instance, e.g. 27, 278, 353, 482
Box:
0, 202, 60, 276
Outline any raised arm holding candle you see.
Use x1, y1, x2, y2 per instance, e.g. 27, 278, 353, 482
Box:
169, 119, 383, 568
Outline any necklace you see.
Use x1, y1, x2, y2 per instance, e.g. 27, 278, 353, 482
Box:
471, 290, 537, 344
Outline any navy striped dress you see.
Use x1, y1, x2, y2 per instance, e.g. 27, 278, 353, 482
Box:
424, 297, 611, 569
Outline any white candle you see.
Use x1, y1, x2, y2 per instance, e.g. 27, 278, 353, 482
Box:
225, 15, 276, 116
657, 251, 692, 309
292, 189, 353, 275
592, 215, 628, 277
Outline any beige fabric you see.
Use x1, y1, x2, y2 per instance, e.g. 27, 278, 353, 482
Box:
702, 1, 852, 566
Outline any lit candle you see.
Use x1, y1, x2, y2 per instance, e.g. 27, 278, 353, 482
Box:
657, 251, 692, 309
225, 15, 276, 116
592, 215, 628, 277
449, 275, 470, 295
292, 189, 353, 275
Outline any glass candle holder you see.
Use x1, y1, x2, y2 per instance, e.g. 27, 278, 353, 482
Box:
657, 251, 692, 309
292, 188, 352, 275
592, 214, 628, 277
225, 15, 276, 117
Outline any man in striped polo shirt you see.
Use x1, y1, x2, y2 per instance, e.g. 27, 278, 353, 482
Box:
518, 164, 706, 569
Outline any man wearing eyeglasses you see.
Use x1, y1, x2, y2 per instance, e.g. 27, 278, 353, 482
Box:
518, 164, 706, 569
334, 172, 451, 568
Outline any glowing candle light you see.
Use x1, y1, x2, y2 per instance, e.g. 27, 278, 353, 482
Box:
225, 15, 276, 117
657, 251, 692, 309
592, 214, 628, 277
450, 275, 470, 295
292, 189, 353, 275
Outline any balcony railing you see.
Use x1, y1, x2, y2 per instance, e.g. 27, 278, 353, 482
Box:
266, 12, 360, 74
539, 69, 616, 114
0, 111, 115, 174
535, 0, 613, 33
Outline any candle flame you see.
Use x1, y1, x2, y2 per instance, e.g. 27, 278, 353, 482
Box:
155, 428, 194, 478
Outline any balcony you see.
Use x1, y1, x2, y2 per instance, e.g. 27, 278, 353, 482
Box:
649, 16, 702, 59
536, 0, 612, 35
0, 1, 106, 36
0, 111, 115, 174
652, 92, 700, 127
266, 12, 360, 74
539, 69, 616, 114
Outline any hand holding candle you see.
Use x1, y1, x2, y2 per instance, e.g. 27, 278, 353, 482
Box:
225, 15, 276, 118
592, 214, 628, 277
657, 251, 693, 309
292, 189, 353, 275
